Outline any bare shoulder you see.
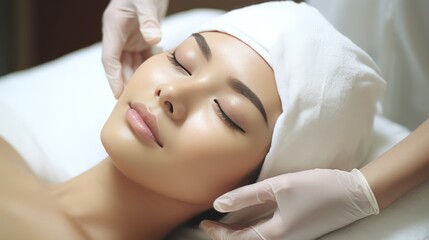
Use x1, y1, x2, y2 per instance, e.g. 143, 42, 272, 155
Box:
0, 136, 31, 170
0, 137, 85, 239
0, 136, 41, 189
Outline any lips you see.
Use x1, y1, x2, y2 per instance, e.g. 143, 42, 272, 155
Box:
127, 102, 163, 147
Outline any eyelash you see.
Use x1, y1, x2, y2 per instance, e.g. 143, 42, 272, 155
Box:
167, 51, 191, 75
214, 99, 245, 133
167, 51, 244, 133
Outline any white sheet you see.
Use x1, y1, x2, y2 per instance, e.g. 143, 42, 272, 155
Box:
0, 8, 428, 240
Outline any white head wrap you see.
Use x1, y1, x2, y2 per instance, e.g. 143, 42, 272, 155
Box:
196, 1, 386, 181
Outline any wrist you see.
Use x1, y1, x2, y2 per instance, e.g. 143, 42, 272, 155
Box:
350, 168, 379, 215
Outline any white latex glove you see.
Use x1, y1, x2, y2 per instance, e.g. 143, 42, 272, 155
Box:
200, 169, 379, 240
102, 0, 169, 99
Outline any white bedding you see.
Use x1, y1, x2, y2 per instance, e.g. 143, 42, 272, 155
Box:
0, 9, 428, 240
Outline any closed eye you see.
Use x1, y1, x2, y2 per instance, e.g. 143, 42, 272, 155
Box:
214, 99, 245, 133
167, 51, 191, 75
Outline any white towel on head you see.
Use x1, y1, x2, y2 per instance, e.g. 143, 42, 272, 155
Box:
196, 1, 386, 183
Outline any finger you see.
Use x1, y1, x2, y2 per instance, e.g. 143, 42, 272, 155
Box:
109, 66, 124, 99
102, 42, 123, 99
133, 0, 162, 45
121, 52, 134, 86
102, 6, 128, 99
200, 220, 263, 240
214, 180, 276, 213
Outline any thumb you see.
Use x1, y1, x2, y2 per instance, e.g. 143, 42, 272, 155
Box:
134, 1, 162, 45
214, 180, 275, 213
200, 220, 263, 240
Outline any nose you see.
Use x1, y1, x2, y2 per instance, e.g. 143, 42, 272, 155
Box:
155, 81, 200, 122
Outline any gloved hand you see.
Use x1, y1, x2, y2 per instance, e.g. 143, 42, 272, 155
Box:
200, 168, 379, 240
102, 0, 169, 99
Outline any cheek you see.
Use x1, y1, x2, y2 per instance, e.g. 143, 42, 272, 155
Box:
173, 112, 254, 167
165, 115, 269, 203
122, 54, 176, 96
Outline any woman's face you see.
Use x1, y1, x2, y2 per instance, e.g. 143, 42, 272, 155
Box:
101, 32, 281, 205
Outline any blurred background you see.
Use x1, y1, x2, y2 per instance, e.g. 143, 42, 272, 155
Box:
0, 0, 278, 77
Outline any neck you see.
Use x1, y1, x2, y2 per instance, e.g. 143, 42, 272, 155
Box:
50, 158, 207, 240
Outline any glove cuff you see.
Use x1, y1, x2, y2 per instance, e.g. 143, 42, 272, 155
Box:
351, 168, 380, 215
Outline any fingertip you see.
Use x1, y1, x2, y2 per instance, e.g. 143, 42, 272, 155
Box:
213, 198, 231, 213
109, 81, 123, 100
140, 24, 162, 45
141, 27, 162, 45
107, 72, 124, 100
199, 220, 215, 233
114, 84, 124, 99
113, 91, 120, 100
199, 220, 209, 229
214, 191, 246, 212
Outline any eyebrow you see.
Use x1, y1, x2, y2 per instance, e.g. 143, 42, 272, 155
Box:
192, 33, 212, 61
228, 77, 268, 125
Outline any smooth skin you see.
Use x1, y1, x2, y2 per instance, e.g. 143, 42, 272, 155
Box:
361, 118, 429, 209
0, 32, 281, 240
